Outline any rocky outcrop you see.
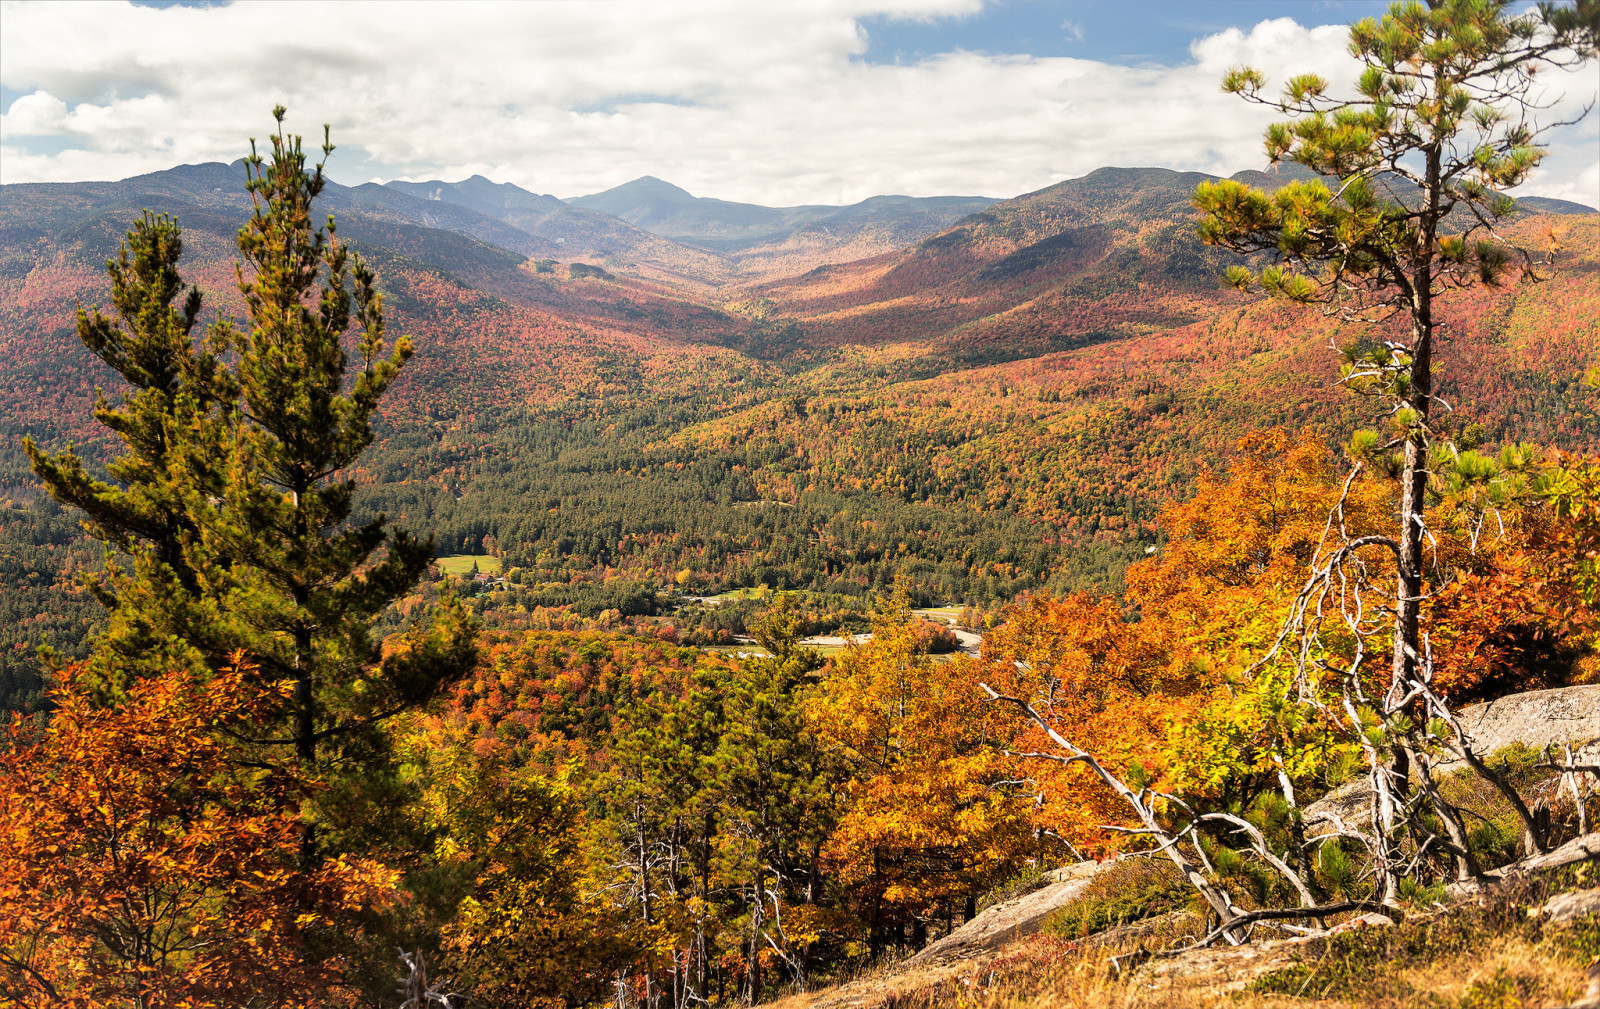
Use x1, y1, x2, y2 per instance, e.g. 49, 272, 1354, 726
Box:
1543, 887, 1600, 926
903, 862, 1103, 966
1452, 684, 1600, 765
1304, 684, 1600, 829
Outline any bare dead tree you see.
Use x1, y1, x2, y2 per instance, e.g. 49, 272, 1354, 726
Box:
1540, 744, 1599, 835
397, 949, 457, 1009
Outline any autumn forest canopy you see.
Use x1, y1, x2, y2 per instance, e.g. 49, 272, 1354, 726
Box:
3, 1, 1600, 1006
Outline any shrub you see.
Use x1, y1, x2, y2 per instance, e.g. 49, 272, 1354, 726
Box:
1044, 858, 1190, 937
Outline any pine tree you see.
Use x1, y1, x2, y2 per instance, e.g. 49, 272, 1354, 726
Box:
194, 108, 476, 860
1196, 0, 1596, 697
24, 212, 230, 694
608, 664, 727, 1009
27, 108, 477, 865
716, 600, 837, 999
1193, 0, 1597, 899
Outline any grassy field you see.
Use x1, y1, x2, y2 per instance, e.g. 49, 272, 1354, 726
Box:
435, 554, 502, 577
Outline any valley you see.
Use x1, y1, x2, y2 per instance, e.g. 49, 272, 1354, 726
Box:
4, 99, 1600, 1007
3, 159, 1596, 709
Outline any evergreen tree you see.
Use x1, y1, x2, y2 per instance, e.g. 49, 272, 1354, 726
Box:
1193, 0, 1596, 899
24, 212, 230, 694
197, 108, 476, 860
608, 663, 727, 1009
27, 109, 477, 866
716, 601, 838, 999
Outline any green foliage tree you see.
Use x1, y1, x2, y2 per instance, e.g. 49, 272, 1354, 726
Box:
608, 668, 726, 1008
199, 108, 477, 861
588, 600, 841, 1006
26, 110, 477, 876
715, 601, 839, 1000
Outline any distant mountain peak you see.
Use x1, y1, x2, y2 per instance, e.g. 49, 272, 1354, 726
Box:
585, 176, 697, 202
564, 177, 999, 252
383, 175, 567, 218
460, 174, 519, 190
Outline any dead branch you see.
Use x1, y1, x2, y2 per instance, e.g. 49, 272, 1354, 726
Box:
981, 682, 1251, 944
1155, 900, 1400, 957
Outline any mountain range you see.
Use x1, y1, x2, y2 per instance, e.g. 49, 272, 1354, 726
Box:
0, 162, 1002, 291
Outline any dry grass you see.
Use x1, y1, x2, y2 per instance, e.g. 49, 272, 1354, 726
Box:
1264, 936, 1590, 1008
882, 945, 1229, 1009
875, 936, 1591, 1009
760, 986, 831, 1009
858, 862, 1600, 1009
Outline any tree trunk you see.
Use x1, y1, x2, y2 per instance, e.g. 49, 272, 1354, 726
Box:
290, 472, 318, 868
699, 811, 714, 1005
1402, 735, 1483, 881
638, 815, 656, 1009
870, 852, 883, 960
746, 869, 764, 1006
1392, 144, 1440, 698
294, 618, 316, 867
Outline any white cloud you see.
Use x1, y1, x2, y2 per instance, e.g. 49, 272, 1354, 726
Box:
1, 91, 70, 135
0, 0, 1594, 207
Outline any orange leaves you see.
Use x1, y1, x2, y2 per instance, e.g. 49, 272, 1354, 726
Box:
1422, 459, 1600, 699
425, 628, 721, 773
978, 593, 1188, 853
0, 658, 396, 1008
1146, 430, 1338, 588
808, 607, 1032, 908
978, 432, 1376, 847
983, 427, 1600, 857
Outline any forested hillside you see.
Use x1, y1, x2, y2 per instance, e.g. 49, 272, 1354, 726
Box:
3, 156, 1596, 705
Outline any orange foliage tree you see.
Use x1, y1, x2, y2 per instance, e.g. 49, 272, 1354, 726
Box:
979, 432, 1363, 847
808, 603, 1032, 945
1422, 462, 1599, 701
0, 658, 397, 1009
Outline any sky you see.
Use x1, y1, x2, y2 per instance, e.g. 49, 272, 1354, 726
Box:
1, 0, 1596, 208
